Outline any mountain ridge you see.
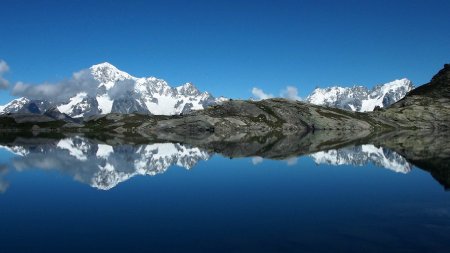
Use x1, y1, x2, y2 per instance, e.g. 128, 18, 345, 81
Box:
1, 62, 226, 118
1, 62, 414, 117
306, 78, 414, 112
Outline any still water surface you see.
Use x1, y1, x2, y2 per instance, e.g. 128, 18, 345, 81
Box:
0, 136, 449, 253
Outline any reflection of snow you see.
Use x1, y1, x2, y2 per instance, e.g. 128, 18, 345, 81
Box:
310, 144, 412, 173
1, 137, 210, 190
56, 137, 89, 161
361, 145, 410, 173
96, 144, 114, 159
0, 145, 29, 156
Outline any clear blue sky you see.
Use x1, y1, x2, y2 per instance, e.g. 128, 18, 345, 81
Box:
0, 0, 449, 103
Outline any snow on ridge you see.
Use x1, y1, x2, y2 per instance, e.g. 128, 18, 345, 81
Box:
83, 63, 221, 116
96, 94, 113, 114
90, 62, 134, 88
56, 137, 89, 161
57, 92, 88, 117
0, 145, 30, 156
96, 144, 114, 159
306, 78, 413, 112
307, 86, 352, 105
0, 97, 30, 114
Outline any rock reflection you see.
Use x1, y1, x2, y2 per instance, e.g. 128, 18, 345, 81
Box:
0, 128, 448, 191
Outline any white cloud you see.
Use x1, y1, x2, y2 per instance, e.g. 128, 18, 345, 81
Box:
0, 60, 10, 89
107, 79, 136, 100
280, 86, 301, 101
11, 68, 99, 102
10, 66, 142, 103
251, 87, 273, 100
251, 85, 302, 101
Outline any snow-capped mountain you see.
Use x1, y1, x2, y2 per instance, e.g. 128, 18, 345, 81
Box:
1, 63, 413, 116
306, 78, 414, 112
0, 63, 227, 117
310, 144, 412, 173
0, 97, 29, 114
1, 137, 210, 190
0, 97, 53, 114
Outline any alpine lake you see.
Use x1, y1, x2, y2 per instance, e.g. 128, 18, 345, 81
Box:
0, 129, 449, 253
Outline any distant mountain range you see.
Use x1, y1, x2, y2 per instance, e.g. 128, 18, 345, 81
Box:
306, 78, 414, 112
0, 62, 414, 117
0, 63, 227, 118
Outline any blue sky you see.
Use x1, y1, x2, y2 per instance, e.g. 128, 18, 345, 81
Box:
0, 0, 449, 103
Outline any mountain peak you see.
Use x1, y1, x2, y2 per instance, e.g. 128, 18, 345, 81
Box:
0, 97, 30, 114
89, 62, 133, 85
90, 62, 118, 70
181, 82, 195, 88
381, 78, 412, 88
176, 82, 201, 96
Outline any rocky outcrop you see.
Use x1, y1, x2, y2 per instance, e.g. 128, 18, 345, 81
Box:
148, 99, 388, 137
369, 129, 450, 189
371, 64, 450, 129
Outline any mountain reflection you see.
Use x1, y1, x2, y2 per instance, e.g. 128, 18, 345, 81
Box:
1, 136, 209, 190
310, 145, 412, 173
252, 145, 412, 173
0, 135, 418, 191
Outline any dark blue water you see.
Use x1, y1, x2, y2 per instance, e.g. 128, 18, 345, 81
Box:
0, 142, 449, 253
